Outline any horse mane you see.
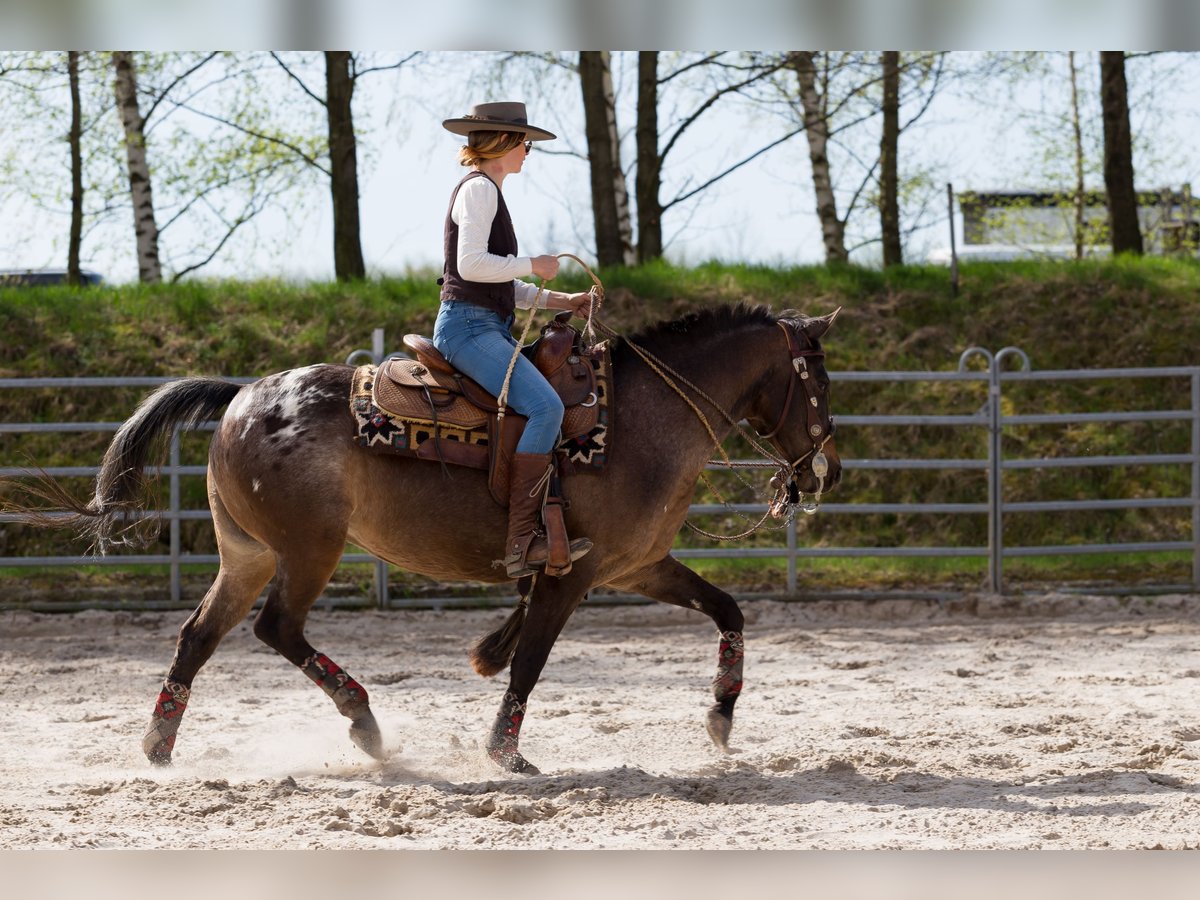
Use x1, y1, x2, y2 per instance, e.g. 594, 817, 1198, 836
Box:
610, 302, 779, 362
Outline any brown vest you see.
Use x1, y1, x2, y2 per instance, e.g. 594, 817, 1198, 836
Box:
438, 171, 518, 317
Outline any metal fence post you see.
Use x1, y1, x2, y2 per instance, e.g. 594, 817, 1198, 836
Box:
990, 348, 1031, 595
989, 359, 1003, 594
959, 348, 1001, 592
169, 427, 181, 605
344, 328, 388, 367
375, 559, 390, 610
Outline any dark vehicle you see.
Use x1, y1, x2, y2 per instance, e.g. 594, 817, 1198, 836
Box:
0, 268, 105, 286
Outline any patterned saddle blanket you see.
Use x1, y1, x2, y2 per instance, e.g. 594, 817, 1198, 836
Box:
350, 320, 611, 504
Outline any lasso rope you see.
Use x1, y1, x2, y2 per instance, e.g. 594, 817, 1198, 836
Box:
495, 253, 604, 423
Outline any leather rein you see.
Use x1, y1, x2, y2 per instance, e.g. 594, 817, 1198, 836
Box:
527, 256, 833, 538
593, 315, 835, 538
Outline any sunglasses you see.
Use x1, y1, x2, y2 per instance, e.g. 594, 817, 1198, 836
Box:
523, 140, 533, 152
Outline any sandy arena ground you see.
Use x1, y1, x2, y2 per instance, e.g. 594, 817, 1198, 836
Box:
3, 592, 1200, 850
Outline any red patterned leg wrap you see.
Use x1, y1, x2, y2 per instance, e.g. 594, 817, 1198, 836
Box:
302, 652, 369, 718
487, 691, 531, 771
712, 631, 744, 702
143, 680, 190, 761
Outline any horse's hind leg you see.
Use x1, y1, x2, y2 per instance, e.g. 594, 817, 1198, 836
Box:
251, 541, 387, 762
144, 495, 276, 764
609, 556, 745, 752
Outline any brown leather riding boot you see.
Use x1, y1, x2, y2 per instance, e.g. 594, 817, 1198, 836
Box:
504, 452, 592, 578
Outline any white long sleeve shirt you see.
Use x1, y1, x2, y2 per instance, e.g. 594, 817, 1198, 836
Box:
451, 175, 542, 309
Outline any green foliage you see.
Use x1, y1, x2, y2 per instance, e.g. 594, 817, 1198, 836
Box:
0, 52, 328, 282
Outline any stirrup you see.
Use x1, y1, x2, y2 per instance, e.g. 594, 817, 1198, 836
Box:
505, 533, 592, 578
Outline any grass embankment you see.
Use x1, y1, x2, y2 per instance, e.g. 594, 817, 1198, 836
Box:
3, 257, 1199, 601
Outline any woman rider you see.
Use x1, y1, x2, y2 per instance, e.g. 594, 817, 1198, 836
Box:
434, 101, 593, 578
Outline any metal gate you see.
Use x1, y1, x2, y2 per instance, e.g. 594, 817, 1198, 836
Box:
830, 348, 1200, 593
2, 344, 1198, 607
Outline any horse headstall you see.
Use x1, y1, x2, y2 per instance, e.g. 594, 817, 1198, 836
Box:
760, 321, 834, 445
763, 320, 835, 518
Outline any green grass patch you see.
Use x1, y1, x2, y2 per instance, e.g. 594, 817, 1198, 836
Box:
681, 549, 1193, 593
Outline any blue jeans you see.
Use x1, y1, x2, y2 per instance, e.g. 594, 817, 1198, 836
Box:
433, 300, 564, 455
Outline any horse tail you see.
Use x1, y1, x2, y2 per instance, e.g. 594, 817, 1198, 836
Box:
468, 575, 534, 677
4, 377, 243, 554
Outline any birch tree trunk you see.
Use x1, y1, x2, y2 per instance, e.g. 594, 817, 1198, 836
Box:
325, 51, 365, 281
112, 51, 162, 283
1068, 51, 1086, 260
879, 50, 902, 267
579, 51, 634, 267
1099, 51, 1143, 255
791, 51, 848, 263
67, 50, 83, 286
635, 51, 662, 264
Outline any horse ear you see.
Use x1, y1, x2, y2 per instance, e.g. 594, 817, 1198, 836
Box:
802, 306, 842, 341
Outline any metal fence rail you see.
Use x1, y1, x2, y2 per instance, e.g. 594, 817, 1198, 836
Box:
2, 345, 1198, 607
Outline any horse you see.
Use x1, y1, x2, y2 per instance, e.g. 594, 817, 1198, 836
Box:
6, 303, 841, 774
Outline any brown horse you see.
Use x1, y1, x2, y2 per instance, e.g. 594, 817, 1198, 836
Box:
9, 303, 840, 774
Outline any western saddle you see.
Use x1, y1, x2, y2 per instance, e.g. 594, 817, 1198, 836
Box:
370, 314, 602, 506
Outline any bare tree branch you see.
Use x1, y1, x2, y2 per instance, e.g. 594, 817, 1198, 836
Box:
664, 125, 806, 211
354, 51, 421, 79
169, 210, 251, 281
270, 51, 326, 106
659, 58, 790, 164
496, 50, 577, 74
657, 52, 726, 86
160, 98, 331, 176
144, 67, 253, 134
140, 52, 220, 125
157, 160, 291, 234
900, 53, 946, 131
169, 186, 282, 281
842, 153, 882, 222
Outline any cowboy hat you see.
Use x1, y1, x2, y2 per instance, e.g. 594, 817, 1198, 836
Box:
442, 101, 556, 142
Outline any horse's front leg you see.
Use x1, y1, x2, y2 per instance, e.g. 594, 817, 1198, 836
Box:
610, 556, 745, 752
486, 575, 587, 775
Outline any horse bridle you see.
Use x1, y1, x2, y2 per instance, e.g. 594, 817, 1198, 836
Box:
761, 321, 835, 516
593, 312, 835, 527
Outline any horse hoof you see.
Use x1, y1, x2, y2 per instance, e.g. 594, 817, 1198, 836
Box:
349, 712, 388, 762
705, 705, 733, 752
146, 748, 174, 767
143, 731, 176, 766
513, 759, 542, 776
488, 748, 541, 775
509, 757, 542, 776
